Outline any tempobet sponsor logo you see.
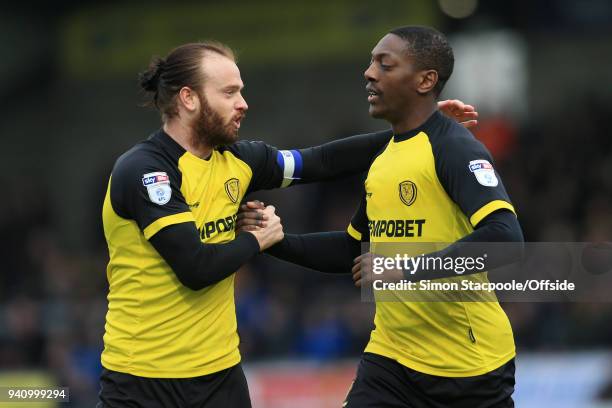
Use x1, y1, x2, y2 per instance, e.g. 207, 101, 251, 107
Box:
368, 219, 426, 238
199, 214, 237, 240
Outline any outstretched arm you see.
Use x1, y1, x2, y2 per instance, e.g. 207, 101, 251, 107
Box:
239, 100, 480, 191
266, 231, 360, 274
283, 100, 478, 186
287, 130, 391, 185
236, 201, 360, 273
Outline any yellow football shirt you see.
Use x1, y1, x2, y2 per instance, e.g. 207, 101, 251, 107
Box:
101, 130, 285, 378
348, 111, 517, 377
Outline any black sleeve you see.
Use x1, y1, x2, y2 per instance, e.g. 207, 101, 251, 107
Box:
110, 149, 192, 237
456, 210, 524, 244
404, 210, 524, 281
347, 190, 370, 242
433, 129, 515, 226
291, 130, 392, 185
266, 231, 360, 274
149, 222, 261, 290
230, 130, 393, 192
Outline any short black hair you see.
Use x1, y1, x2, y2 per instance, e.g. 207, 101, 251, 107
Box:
388, 26, 454, 97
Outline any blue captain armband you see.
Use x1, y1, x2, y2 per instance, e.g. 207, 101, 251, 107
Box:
277, 150, 303, 187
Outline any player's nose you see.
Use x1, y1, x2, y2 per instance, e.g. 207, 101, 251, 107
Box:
236, 93, 248, 111
364, 63, 377, 82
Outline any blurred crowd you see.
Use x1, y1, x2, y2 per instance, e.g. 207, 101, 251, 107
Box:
0, 94, 611, 405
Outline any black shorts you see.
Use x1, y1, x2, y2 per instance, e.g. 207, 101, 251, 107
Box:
343, 353, 515, 408
97, 364, 251, 408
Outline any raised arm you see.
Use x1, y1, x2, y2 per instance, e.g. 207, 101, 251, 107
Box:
281, 100, 478, 186
231, 100, 479, 191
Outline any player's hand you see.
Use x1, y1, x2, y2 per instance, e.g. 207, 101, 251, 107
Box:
353, 253, 388, 288
247, 205, 284, 251
438, 99, 478, 128
352, 253, 404, 288
352, 253, 374, 287
236, 200, 267, 232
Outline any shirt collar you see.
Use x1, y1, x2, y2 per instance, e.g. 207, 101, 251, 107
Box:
393, 110, 442, 143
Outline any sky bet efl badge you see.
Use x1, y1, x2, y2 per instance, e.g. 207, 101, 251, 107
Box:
469, 159, 499, 187
142, 172, 172, 205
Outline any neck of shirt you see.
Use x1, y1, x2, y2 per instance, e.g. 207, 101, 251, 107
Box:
393, 110, 442, 143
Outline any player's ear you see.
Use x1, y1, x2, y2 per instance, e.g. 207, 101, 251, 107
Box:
178, 86, 198, 113
416, 70, 438, 95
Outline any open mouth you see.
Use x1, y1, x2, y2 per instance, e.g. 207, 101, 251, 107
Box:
367, 88, 380, 103
232, 116, 244, 129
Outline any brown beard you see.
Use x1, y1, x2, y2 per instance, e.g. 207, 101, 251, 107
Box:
191, 93, 241, 149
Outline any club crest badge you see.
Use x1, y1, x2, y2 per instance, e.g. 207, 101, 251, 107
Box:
224, 178, 240, 203
142, 172, 172, 205
468, 159, 498, 187
399, 180, 417, 206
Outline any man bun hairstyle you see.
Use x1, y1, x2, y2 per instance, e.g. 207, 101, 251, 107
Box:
138, 41, 235, 121
139, 57, 165, 92
389, 26, 454, 97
